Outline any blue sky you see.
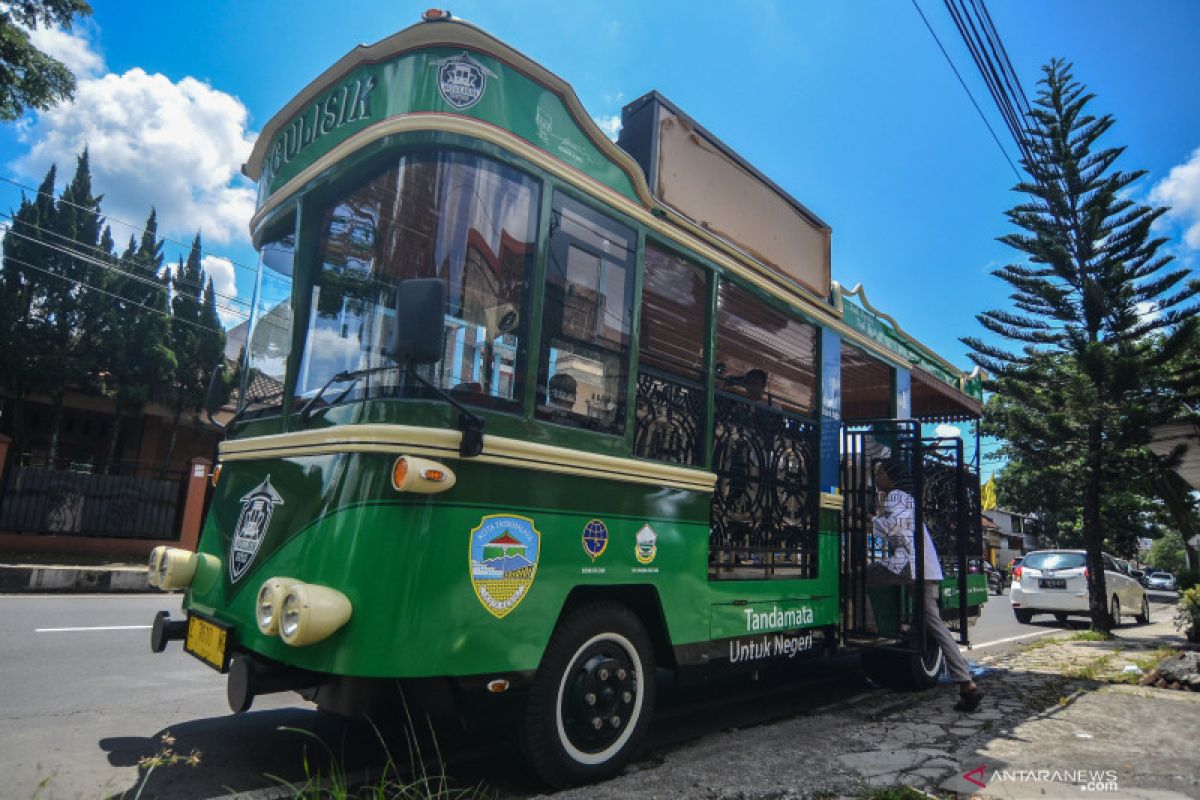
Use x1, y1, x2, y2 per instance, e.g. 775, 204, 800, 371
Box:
2, 1, 1199, 474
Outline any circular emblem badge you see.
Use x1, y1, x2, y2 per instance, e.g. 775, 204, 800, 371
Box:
434, 52, 494, 110
582, 519, 608, 561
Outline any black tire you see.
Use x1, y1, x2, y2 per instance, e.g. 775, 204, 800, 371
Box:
1054, 612, 1068, 624
1014, 608, 1034, 624
521, 603, 656, 788
1135, 595, 1151, 625
908, 627, 945, 690
861, 628, 943, 690
1110, 596, 1121, 629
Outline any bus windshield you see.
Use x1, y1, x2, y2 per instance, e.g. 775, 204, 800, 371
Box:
296, 151, 541, 411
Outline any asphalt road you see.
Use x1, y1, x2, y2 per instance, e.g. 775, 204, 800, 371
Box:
965, 584, 1180, 653
0, 588, 1181, 799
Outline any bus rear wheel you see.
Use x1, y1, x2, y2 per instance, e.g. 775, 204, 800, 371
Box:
861, 629, 943, 690
521, 602, 656, 787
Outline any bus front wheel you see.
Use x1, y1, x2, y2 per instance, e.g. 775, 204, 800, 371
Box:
521, 602, 656, 787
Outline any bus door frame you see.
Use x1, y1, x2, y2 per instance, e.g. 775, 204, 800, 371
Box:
840, 419, 926, 656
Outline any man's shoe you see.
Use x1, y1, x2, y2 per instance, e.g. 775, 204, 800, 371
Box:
954, 688, 984, 712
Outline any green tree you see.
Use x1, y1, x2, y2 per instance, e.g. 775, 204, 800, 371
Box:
965, 60, 1200, 632
100, 210, 175, 470
198, 275, 228, 403
40, 149, 108, 460
164, 234, 203, 466
1149, 531, 1188, 574
0, 164, 57, 452
162, 233, 225, 466
0, 1, 93, 120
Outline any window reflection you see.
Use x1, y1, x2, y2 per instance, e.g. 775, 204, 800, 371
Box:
537, 194, 636, 434
239, 231, 295, 417
297, 151, 540, 411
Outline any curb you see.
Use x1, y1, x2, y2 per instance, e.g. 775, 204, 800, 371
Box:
0, 564, 159, 593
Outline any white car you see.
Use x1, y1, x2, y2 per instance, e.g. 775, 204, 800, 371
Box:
1145, 572, 1177, 591
1011, 549, 1150, 625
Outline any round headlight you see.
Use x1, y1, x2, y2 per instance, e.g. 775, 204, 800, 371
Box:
147, 547, 165, 587
257, 584, 277, 633
280, 592, 302, 640
277, 583, 352, 647
255, 578, 294, 636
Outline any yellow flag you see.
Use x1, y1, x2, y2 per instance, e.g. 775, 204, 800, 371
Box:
981, 475, 998, 511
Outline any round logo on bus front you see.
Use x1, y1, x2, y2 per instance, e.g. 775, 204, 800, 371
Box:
469, 515, 541, 619
432, 52, 495, 110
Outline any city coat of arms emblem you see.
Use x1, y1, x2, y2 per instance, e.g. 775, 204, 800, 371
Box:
229, 477, 284, 582
469, 515, 540, 619
431, 51, 497, 110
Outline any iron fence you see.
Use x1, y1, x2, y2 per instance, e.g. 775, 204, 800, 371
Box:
0, 453, 188, 540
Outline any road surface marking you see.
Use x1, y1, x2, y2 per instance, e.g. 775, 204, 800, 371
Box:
36, 625, 152, 633
965, 628, 1059, 650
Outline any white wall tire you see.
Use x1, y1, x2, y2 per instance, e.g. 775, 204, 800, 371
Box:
521, 603, 656, 787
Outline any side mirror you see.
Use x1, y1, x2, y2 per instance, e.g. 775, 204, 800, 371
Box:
388, 278, 447, 365
204, 363, 227, 414
203, 363, 227, 429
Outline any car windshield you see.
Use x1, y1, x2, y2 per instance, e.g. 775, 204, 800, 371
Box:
1023, 552, 1086, 570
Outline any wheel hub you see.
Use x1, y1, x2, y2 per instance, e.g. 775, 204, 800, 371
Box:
562, 648, 637, 752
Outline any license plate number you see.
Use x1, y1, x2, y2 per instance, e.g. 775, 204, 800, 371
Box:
1039, 578, 1066, 589
184, 614, 231, 672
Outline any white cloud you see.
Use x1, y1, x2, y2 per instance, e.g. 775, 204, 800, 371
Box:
1135, 300, 1161, 325
200, 255, 237, 301
23, 24, 104, 78
1150, 146, 1200, 251
934, 424, 962, 439
201, 254, 247, 327
593, 114, 621, 141
12, 68, 258, 247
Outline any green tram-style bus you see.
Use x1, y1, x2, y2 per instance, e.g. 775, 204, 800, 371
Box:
148, 10, 989, 786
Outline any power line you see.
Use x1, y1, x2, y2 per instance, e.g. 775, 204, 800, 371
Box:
3, 253, 225, 336
943, 0, 1034, 169
2, 227, 255, 325
909, 0, 1023, 180
1, 211, 253, 311
0, 174, 262, 278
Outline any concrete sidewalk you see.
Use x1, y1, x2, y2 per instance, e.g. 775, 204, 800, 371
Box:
546, 613, 1199, 800
0, 556, 155, 592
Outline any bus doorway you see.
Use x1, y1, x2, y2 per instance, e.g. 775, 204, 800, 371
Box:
840, 421, 979, 687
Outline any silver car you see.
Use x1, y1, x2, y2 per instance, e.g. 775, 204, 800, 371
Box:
1010, 549, 1151, 625
1146, 572, 1177, 591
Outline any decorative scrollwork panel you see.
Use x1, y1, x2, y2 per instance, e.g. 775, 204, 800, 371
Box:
634, 372, 704, 466
710, 394, 818, 579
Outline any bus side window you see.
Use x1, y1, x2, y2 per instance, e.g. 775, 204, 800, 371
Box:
633, 242, 707, 465
535, 193, 636, 434
710, 279, 819, 580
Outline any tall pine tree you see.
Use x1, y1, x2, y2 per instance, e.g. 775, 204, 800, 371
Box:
965, 60, 1200, 632
0, 165, 60, 453
164, 232, 225, 467
101, 210, 175, 471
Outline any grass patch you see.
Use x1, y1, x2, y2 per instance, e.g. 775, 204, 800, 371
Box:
266, 718, 491, 800
1020, 636, 1065, 653
1067, 630, 1114, 642
1114, 646, 1178, 684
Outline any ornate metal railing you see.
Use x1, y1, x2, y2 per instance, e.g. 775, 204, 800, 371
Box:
633, 369, 705, 466
0, 454, 187, 540
709, 392, 818, 579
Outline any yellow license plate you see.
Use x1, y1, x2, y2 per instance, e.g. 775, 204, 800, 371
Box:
184, 614, 231, 672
